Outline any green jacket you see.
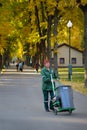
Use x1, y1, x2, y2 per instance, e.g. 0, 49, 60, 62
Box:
41, 67, 58, 91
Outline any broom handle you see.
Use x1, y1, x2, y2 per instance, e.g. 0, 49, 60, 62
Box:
50, 74, 55, 96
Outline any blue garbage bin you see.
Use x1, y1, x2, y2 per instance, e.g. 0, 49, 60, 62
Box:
58, 85, 74, 109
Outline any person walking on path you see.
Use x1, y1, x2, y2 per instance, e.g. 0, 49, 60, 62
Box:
16, 61, 19, 71
35, 62, 40, 73
41, 60, 58, 112
19, 61, 23, 72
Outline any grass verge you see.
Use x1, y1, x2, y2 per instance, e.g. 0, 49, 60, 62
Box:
58, 68, 87, 96
61, 80, 87, 96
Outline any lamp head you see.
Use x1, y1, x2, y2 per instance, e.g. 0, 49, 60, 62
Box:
67, 20, 73, 28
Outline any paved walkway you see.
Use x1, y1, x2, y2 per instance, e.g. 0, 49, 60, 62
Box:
0, 69, 87, 130
1, 65, 40, 75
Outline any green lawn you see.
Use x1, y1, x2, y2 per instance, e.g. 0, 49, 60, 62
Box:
58, 67, 84, 82
58, 67, 87, 96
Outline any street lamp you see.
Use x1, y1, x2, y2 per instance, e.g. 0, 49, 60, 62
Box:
67, 20, 73, 81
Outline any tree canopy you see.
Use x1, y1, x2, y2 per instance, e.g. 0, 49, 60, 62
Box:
0, 0, 87, 65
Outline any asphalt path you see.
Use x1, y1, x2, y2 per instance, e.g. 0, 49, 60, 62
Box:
0, 71, 87, 130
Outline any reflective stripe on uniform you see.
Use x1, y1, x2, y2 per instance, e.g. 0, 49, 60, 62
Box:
44, 101, 48, 103
41, 75, 46, 78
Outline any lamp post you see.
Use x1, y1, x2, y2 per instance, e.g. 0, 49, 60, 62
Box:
67, 20, 73, 81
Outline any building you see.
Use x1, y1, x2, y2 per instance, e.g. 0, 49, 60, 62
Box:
58, 43, 83, 67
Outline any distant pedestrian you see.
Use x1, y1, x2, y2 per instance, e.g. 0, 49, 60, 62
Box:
16, 62, 19, 71
22, 61, 24, 70
35, 62, 40, 73
19, 61, 23, 72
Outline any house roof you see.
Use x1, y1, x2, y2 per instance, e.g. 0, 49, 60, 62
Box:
58, 43, 83, 53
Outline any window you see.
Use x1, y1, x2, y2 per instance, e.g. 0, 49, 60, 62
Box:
60, 58, 65, 64
72, 58, 76, 64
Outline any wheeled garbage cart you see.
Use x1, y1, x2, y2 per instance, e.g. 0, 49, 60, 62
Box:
53, 85, 75, 115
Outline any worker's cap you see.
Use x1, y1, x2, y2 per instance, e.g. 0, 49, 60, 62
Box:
44, 59, 50, 65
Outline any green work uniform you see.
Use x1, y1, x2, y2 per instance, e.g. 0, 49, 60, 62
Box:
41, 67, 58, 111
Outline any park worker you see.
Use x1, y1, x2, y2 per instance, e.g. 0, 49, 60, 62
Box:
41, 59, 58, 112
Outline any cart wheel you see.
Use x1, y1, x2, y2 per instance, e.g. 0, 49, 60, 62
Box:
54, 109, 57, 115
69, 110, 72, 115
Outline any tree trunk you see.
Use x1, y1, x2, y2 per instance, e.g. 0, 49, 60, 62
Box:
0, 55, 2, 69
77, 1, 87, 87
40, 1, 47, 64
84, 5, 87, 87
53, 5, 59, 74
34, 3, 46, 66
47, 15, 52, 61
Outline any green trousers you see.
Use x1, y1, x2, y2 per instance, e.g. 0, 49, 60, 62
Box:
43, 90, 54, 111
